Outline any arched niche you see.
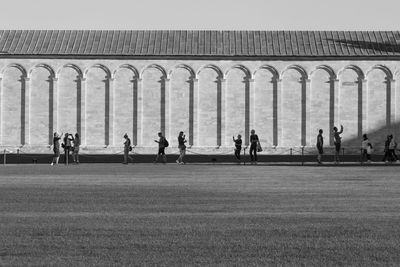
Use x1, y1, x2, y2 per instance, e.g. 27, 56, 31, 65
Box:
225, 67, 250, 146
85, 66, 110, 146
1, 66, 26, 145
169, 67, 193, 146
114, 66, 138, 145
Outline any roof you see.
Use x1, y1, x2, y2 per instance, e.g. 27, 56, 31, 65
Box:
0, 30, 399, 58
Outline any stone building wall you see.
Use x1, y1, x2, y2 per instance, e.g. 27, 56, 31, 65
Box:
0, 58, 399, 154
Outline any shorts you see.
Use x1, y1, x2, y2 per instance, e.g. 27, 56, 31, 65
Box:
158, 147, 165, 155
335, 142, 341, 152
317, 145, 323, 154
73, 146, 80, 153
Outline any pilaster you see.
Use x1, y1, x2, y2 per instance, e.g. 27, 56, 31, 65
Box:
248, 78, 255, 144
219, 77, 226, 147
304, 78, 311, 146
51, 77, 58, 134
0, 77, 2, 145
191, 77, 198, 146
360, 78, 367, 136
276, 79, 282, 146
164, 77, 170, 139
136, 78, 143, 146
23, 77, 30, 145
80, 77, 86, 146
108, 77, 115, 146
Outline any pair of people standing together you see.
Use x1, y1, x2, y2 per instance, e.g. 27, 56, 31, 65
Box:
316, 125, 343, 164
233, 129, 261, 164
51, 132, 80, 165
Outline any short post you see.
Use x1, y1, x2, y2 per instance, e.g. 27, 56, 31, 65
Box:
360, 148, 363, 164
290, 148, 293, 156
301, 146, 304, 166
17, 149, 20, 164
243, 147, 246, 165
342, 147, 345, 162
3, 149, 6, 165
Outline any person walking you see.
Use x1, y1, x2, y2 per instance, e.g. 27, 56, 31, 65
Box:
382, 135, 392, 163
388, 134, 399, 163
51, 132, 62, 166
176, 131, 187, 164
154, 132, 167, 163
361, 134, 372, 164
316, 129, 324, 164
72, 133, 80, 164
249, 129, 260, 164
122, 133, 134, 164
63, 133, 73, 165
333, 125, 344, 164
233, 134, 242, 163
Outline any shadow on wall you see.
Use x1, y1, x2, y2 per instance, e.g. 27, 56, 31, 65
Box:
326, 38, 400, 54
341, 121, 399, 150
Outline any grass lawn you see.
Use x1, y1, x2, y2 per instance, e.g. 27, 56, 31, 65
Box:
1, 163, 400, 266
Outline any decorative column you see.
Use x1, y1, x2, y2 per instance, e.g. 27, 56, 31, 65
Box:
163, 77, 170, 139
23, 77, 30, 145
0, 76, 2, 145
51, 77, 58, 134
136, 78, 143, 146
276, 79, 282, 146
360, 78, 367, 136
388, 78, 396, 129
330, 79, 339, 145
108, 76, 115, 147
79, 77, 87, 146
190, 77, 198, 146
248, 78, 255, 146
218, 77, 226, 147
303, 78, 311, 146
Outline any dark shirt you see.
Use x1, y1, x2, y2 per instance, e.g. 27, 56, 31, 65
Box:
317, 134, 323, 147
250, 134, 259, 144
234, 139, 242, 148
53, 137, 61, 149
124, 138, 131, 149
178, 136, 185, 146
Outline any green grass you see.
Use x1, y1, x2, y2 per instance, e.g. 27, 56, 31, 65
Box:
1, 164, 400, 266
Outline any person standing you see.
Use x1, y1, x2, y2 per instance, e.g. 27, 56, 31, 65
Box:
382, 135, 392, 163
154, 132, 167, 163
176, 131, 187, 164
249, 129, 260, 164
63, 133, 73, 165
316, 129, 324, 164
233, 134, 242, 163
51, 132, 62, 166
333, 125, 344, 164
72, 133, 80, 164
123, 133, 133, 164
388, 134, 399, 163
361, 134, 372, 164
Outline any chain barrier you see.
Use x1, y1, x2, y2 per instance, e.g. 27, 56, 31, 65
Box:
1, 145, 397, 165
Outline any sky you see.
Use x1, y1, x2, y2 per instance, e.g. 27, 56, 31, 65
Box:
1, 0, 399, 30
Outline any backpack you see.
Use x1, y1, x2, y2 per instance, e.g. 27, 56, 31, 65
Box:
164, 138, 169, 147
129, 146, 133, 151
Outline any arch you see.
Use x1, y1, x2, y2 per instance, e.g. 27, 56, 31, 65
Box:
84, 64, 111, 79
57, 64, 83, 78
140, 64, 167, 79
224, 64, 252, 79
169, 64, 196, 79
253, 65, 280, 80
338, 65, 365, 80
197, 64, 224, 79
28, 63, 56, 78
310, 65, 337, 80
366, 64, 393, 80
113, 64, 139, 79
281, 64, 308, 79
0, 63, 27, 78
